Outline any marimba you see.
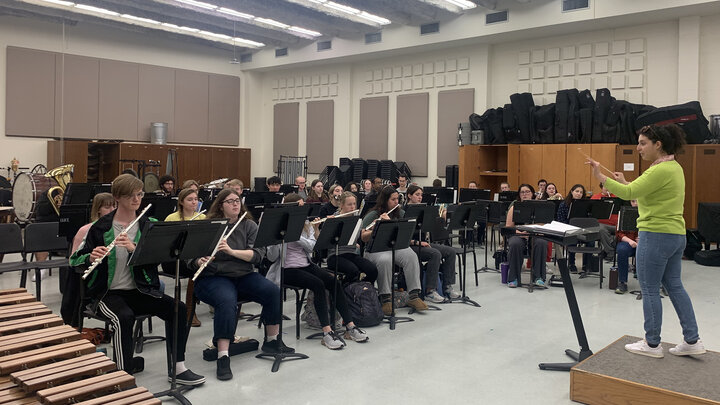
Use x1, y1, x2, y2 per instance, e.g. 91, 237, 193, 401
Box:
0, 288, 160, 405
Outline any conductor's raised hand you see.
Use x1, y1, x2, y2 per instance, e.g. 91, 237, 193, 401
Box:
585, 158, 605, 182
613, 172, 628, 185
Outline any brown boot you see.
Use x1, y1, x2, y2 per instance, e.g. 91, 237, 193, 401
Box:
407, 297, 429, 312
191, 313, 201, 327
381, 301, 393, 316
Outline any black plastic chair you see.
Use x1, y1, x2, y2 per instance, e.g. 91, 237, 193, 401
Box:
22, 222, 70, 300
0, 224, 37, 278
567, 217, 605, 288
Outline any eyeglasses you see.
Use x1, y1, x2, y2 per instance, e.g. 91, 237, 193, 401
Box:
124, 191, 145, 199
223, 198, 241, 205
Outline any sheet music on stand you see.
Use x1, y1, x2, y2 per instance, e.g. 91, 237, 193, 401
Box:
519, 221, 583, 237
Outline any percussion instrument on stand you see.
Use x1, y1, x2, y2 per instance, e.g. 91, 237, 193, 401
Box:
0, 288, 160, 404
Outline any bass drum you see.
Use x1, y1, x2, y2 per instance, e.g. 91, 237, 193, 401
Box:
12, 172, 57, 223
143, 172, 160, 193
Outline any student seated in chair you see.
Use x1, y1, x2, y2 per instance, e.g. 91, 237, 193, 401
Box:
70, 174, 205, 385
556, 184, 589, 273
266, 193, 369, 350
505, 184, 549, 288
188, 188, 291, 381
405, 185, 460, 301
615, 200, 639, 294
361, 185, 428, 315
325, 192, 378, 285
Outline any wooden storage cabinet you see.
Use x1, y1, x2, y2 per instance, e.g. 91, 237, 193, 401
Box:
459, 145, 511, 192
47, 141, 250, 190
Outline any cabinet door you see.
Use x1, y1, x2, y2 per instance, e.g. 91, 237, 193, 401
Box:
566, 145, 591, 196
541, 145, 566, 194
176, 146, 201, 186
211, 148, 241, 181
676, 146, 695, 228
589, 144, 616, 195
237, 148, 251, 188
518, 145, 543, 188
616, 145, 640, 183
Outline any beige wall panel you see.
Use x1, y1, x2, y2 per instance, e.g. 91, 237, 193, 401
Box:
55, 54, 99, 139
437, 89, 474, 177
273, 102, 300, 167
359, 96, 388, 160
99, 59, 139, 141
396, 93, 429, 177
6, 47, 56, 138
306, 100, 334, 174
208, 74, 240, 146
138, 65, 175, 143
174, 69, 209, 144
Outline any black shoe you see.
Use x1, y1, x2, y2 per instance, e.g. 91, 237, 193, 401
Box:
578, 271, 588, 279
216, 355, 232, 381
261, 338, 295, 354
171, 369, 206, 386
130, 356, 144, 374
615, 282, 628, 294
569, 264, 578, 274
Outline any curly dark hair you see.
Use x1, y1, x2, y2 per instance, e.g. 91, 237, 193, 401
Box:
637, 124, 687, 155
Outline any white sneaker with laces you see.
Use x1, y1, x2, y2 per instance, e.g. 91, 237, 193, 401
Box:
344, 326, 369, 343
444, 285, 461, 299
321, 332, 344, 350
669, 339, 706, 356
625, 339, 664, 358
424, 290, 445, 303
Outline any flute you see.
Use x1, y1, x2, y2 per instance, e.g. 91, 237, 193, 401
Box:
189, 209, 206, 220
191, 212, 247, 281
82, 204, 152, 280
364, 204, 399, 231
310, 209, 360, 225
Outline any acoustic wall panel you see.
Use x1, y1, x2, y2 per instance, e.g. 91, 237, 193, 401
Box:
273, 102, 300, 166
55, 54, 99, 139
306, 100, 334, 173
6, 47, 56, 138
138, 65, 175, 143
396, 93, 429, 177
438, 88, 474, 177
208, 74, 240, 146
359, 96, 388, 160
174, 70, 209, 143
99, 60, 139, 141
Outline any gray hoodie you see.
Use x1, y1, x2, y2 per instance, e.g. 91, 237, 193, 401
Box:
189, 218, 265, 278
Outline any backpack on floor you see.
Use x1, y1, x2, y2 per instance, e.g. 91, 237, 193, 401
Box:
693, 250, 720, 267
344, 282, 383, 327
300, 290, 343, 330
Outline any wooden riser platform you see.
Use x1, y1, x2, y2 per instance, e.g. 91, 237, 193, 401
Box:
571, 335, 720, 405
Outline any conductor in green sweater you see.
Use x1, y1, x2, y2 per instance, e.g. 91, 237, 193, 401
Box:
586, 124, 705, 359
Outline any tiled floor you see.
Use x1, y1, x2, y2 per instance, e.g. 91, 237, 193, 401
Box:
2, 248, 717, 405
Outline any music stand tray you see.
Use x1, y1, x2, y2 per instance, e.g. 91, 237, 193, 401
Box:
130, 219, 227, 405
253, 205, 310, 372
366, 219, 416, 330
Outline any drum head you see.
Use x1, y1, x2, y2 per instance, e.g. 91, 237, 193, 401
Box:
143, 173, 160, 193
12, 173, 33, 222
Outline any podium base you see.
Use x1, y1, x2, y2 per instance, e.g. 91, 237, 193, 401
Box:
538, 348, 593, 371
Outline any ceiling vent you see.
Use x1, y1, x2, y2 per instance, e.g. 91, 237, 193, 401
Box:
317, 40, 332, 51
485, 10, 508, 24
420, 22, 439, 35
275, 47, 288, 57
562, 0, 590, 12
365, 32, 382, 44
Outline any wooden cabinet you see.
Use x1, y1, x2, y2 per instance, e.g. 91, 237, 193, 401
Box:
47, 141, 250, 190
459, 144, 511, 192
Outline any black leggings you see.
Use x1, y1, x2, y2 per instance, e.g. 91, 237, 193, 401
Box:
326, 253, 378, 284
283, 263, 353, 327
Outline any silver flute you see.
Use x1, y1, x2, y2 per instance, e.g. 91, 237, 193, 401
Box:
191, 212, 247, 281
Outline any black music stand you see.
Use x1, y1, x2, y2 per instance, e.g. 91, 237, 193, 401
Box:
512, 201, 556, 293
446, 202, 483, 307
253, 205, 309, 372
366, 219, 416, 330
536, 227, 596, 372
404, 204, 443, 310
458, 188, 491, 203
478, 201, 504, 274
130, 219, 226, 405
307, 216, 363, 341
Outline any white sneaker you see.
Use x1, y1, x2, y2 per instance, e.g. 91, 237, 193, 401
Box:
444, 285, 461, 299
669, 339, 706, 356
624, 339, 664, 358
321, 331, 345, 350
424, 290, 445, 303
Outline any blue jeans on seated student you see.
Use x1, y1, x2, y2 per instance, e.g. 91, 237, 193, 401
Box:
636, 231, 700, 346
194, 273, 282, 342
616, 241, 636, 283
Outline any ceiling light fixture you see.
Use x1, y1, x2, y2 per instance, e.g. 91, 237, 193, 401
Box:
254, 17, 290, 29
217, 7, 254, 19
173, 0, 216, 10
234, 38, 265, 47
288, 26, 322, 37
324, 1, 359, 14
288, 0, 391, 26
74, 4, 119, 16
40, 0, 74, 6
122, 14, 160, 24
444, 0, 477, 9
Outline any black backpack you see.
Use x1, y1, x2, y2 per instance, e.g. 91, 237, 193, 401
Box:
344, 281, 383, 327
694, 250, 720, 267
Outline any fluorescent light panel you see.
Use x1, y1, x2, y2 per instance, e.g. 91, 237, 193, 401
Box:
254, 17, 290, 29
40, 0, 74, 6
292, 0, 390, 25
445, 0, 477, 9
217, 7, 254, 19
174, 0, 216, 10
288, 26, 322, 37
122, 14, 160, 24
74, 4, 119, 15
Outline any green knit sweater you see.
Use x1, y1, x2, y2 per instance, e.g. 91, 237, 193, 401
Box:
604, 160, 685, 234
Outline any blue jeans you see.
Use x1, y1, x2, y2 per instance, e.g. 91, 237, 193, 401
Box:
616, 241, 636, 283
636, 231, 700, 346
194, 273, 281, 341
